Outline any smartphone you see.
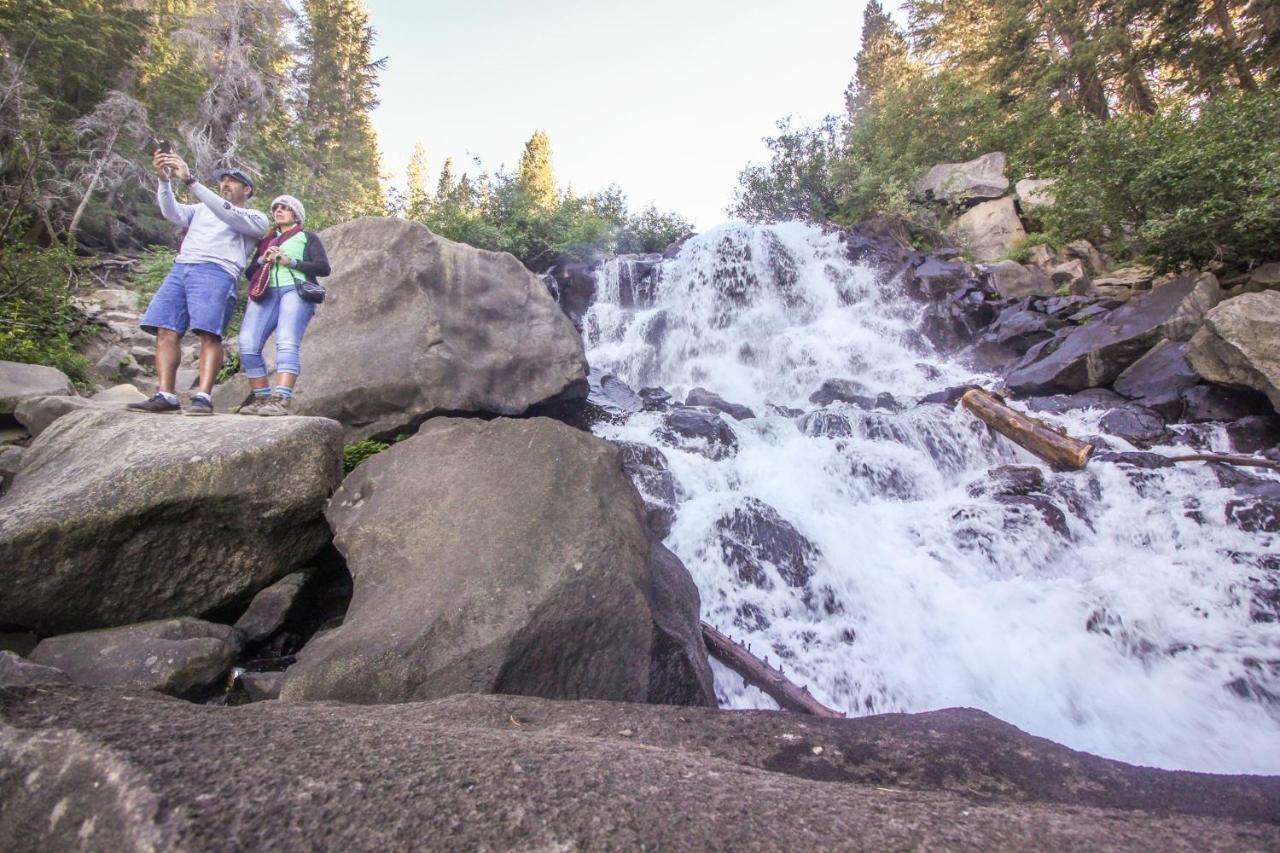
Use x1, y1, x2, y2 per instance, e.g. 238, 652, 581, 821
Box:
152, 138, 172, 155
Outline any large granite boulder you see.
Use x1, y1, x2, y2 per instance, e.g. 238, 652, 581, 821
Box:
283, 416, 715, 706
13, 384, 146, 437
0, 651, 68, 687
28, 618, 241, 696
915, 152, 1009, 205
983, 260, 1055, 298
949, 197, 1027, 263
1015, 178, 1057, 211
0, 409, 342, 634
1112, 340, 1200, 420
1186, 292, 1280, 413
293, 218, 588, 440
1006, 272, 1220, 395
0, 360, 72, 415
2, 688, 1279, 851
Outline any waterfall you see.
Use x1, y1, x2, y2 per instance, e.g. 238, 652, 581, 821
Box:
582, 222, 1280, 774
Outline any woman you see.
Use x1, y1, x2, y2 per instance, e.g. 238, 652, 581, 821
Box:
237, 194, 330, 416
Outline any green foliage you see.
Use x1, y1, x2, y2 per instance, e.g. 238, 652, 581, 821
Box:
131, 245, 178, 304
729, 117, 843, 223
0, 243, 90, 384
343, 438, 390, 473
1007, 232, 1056, 264
1045, 91, 1280, 270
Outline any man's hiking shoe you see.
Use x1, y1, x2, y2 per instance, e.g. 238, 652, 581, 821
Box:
184, 395, 214, 417
256, 395, 291, 417
126, 393, 180, 414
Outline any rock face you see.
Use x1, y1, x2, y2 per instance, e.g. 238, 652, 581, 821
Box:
0, 409, 343, 634
293, 218, 588, 440
0, 360, 72, 414
915, 152, 1010, 205
1006, 272, 1220, 395
984, 260, 1055, 298
0, 651, 68, 687
1186, 292, 1280, 413
3, 688, 1279, 851
1112, 340, 1199, 420
13, 384, 146, 437
949, 197, 1027, 263
283, 416, 715, 707
28, 619, 241, 696
234, 572, 310, 644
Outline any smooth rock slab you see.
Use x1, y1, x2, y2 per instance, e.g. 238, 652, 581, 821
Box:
234, 571, 310, 644
1, 688, 1278, 851
292, 218, 588, 439
14, 384, 147, 437
915, 152, 1010, 205
0, 360, 72, 415
0, 409, 342, 634
0, 651, 69, 687
1186, 291, 1280, 414
284, 416, 715, 706
28, 618, 241, 696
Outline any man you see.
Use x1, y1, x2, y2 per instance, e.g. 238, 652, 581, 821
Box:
127, 150, 268, 415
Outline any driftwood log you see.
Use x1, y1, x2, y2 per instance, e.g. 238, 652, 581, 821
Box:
702, 622, 844, 718
1165, 453, 1280, 471
961, 389, 1094, 471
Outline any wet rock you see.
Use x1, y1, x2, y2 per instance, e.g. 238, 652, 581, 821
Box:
950, 198, 1027, 263
716, 498, 819, 589
291, 218, 587, 441
1007, 272, 1221, 395
235, 572, 310, 645
765, 403, 804, 418
1092, 451, 1175, 469
982, 306, 1063, 354
808, 378, 866, 406
1180, 384, 1272, 423
848, 456, 922, 501
1186, 292, 1280, 414
616, 441, 678, 539
799, 410, 853, 438
0, 360, 73, 415
983, 261, 1055, 299
549, 260, 597, 326
903, 257, 972, 300
967, 465, 1045, 498
0, 650, 69, 687
915, 152, 1009, 205
639, 386, 673, 412
587, 370, 643, 417
29, 618, 242, 697
841, 218, 915, 269
285, 417, 715, 707
1225, 416, 1280, 455
1112, 340, 1199, 421
995, 494, 1071, 538
918, 385, 982, 406
657, 407, 739, 460
1024, 388, 1126, 415
686, 387, 755, 421
0, 409, 342, 635
1099, 405, 1170, 448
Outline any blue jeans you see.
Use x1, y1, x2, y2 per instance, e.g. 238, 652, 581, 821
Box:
140, 262, 237, 337
238, 285, 317, 378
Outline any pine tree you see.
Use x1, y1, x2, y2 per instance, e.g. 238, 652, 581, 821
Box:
290, 0, 385, 226
845, 1, 909, 118
405, 141, 430, 219
435, 157, 456, 202
516, 130, 557, 210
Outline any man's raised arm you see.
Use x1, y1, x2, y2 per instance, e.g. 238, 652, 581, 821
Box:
188, 181, 269, 236
156, 179, 197, 228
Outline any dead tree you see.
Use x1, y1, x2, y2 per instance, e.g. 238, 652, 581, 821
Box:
702, 623, 844, 718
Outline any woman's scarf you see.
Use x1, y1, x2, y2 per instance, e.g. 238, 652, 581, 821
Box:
248, 224, 304, 301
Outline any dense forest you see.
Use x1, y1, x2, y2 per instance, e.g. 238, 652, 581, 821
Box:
0, 0, 689, 380
732, 0, 1278, 272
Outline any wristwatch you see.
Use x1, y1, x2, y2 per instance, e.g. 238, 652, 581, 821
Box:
182, 176, 197, 187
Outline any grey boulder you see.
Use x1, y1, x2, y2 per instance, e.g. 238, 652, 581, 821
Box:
234, 571, 309, 644
283, 416, 715, 707
28, 618, 241, 696
949, 197, 1027, 263
1186, 292, 1280, 414
983, 260, 1055, 298
1113, 340, 1200, 421
915, 152, 1009, 205
0, 650, 68, 687
0, 360, 72, 414
1015, 178, 1057, 210
14, 384, 146, 437
293, 218, 588, 440
0, 409, 343, 634
1006, 272, 1220, 395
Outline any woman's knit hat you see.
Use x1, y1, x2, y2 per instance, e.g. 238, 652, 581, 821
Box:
270, 194, 306, 224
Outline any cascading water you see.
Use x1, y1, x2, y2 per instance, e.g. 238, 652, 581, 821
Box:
582, 222, 1280, 774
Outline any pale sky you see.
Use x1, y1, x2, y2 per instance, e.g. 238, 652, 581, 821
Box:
365, 1, 898, 229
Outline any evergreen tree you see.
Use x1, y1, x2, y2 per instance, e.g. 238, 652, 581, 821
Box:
845, 1, 909, 118
290, 0, 385, 226
435, 157, 456, 201
405, 140, 430, 219
517, 129, 557, 210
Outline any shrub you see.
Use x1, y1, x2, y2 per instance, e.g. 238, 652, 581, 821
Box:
0, 243, 91, 385
342, 439, 390, 473
131, 245, 177, 304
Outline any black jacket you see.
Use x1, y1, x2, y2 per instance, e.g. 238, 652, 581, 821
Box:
244, 230, 331, 287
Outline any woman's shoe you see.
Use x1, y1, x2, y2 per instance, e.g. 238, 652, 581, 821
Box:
237, 396, 269, 415
256, 394, 292, 416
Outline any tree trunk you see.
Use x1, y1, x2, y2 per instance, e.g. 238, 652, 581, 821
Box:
961, 389, 1094, 470
66, 129, 120, 246
701, 623, 845, 719
1211, 0, 1260, 91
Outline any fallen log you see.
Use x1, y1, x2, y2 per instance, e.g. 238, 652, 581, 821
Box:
701, 622, 844, 718
1165, 453, 1280, 471
961, 389, 1094, 471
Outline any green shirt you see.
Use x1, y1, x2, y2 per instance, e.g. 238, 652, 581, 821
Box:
268, 230, 308, 288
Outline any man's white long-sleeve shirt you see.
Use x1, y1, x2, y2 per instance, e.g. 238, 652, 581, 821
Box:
157, 181, 269, 278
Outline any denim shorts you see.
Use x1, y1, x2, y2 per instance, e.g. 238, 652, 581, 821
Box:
140, 262, 238, 337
